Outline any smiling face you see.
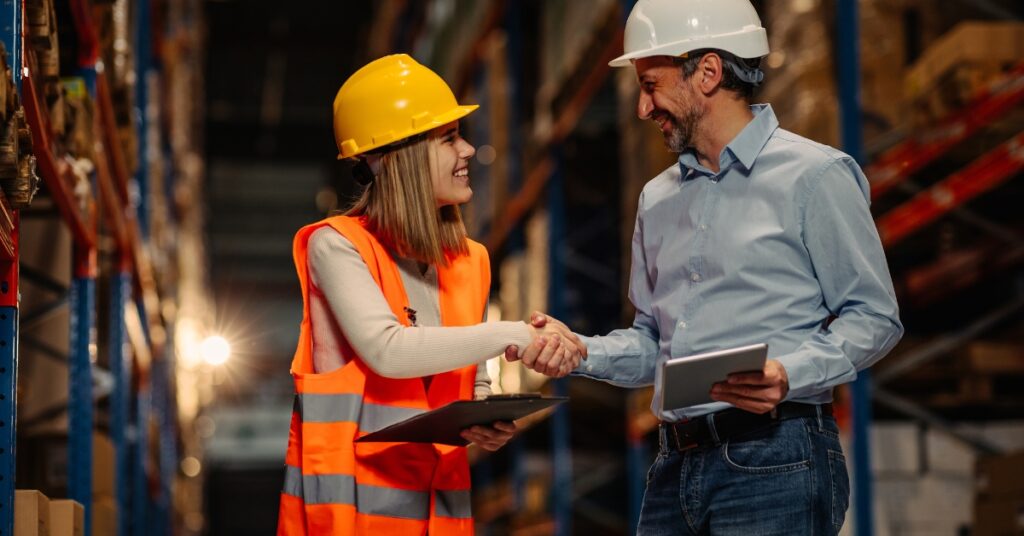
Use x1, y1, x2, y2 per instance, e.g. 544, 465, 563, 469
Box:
428, 121, 476, 207
635, 56, 707, 153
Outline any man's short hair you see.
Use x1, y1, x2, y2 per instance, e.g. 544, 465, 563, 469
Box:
674, 49, 761, 100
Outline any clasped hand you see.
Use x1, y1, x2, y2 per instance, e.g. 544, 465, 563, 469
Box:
504, 311, 586, 378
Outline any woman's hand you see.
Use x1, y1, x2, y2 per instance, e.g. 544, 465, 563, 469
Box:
508, 312, 587, 377
460, 421, 517, 451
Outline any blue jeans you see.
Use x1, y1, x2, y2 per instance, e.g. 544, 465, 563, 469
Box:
638, 411, 849, 535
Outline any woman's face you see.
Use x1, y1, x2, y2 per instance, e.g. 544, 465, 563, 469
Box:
429, 121, 476, 207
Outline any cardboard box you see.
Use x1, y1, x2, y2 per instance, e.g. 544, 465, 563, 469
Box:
91, 497, 117, 536
975, 493, 1024, 536
48, 500, 83, 536
15, 490, 50, 536
977, 451, 1024, 498
16, 432, 117, 500
92, 432, 114, 499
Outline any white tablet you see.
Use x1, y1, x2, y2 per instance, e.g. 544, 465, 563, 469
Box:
659, 343, 768, 412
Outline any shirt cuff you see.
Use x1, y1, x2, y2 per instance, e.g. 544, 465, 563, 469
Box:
773, 349, 855, 400
574, 336, 612, 377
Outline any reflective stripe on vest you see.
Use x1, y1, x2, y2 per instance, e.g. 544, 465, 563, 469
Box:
282, 465, 471, 520
434, 489, 472, 519
295, 393, 425, 432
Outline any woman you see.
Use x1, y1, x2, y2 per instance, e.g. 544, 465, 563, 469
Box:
277, 54, 584, 535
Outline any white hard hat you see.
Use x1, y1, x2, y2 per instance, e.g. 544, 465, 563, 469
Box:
609, 0, 770, 68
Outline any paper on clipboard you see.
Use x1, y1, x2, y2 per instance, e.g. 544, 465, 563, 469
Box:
355, 393, 568, 446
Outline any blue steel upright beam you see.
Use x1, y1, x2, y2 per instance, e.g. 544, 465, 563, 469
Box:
149, 358, 165, 536
70, 60, 100, 536
62, 4, 102, 533
503, 3, 528, 514
152, 348, 175, 536
547, 148, 572, 536
110, 270, 131, 536
132, 301, 150, 536
503, 0, 526, 253
836, 2, 873, 535
133, 0, 152, 238
68, 250, 96, 536
470, 65, 492, 237
0, 1, 19, 534
0, 233, 17, 536
1, 0, 19, 92
133, 380, 150, 536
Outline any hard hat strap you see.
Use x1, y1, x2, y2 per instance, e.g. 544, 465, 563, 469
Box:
723, 59, 764, 86
678, 50, 764, 87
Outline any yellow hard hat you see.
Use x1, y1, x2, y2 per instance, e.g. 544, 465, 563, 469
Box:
333, 54, 478, 159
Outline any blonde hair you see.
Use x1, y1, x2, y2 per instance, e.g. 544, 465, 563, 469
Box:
345, 134, 469, 265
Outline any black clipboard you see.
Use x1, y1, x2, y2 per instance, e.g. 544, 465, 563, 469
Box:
355, 394, 568, 446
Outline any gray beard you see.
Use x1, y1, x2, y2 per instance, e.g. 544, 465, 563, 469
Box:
664, 103, 705, 154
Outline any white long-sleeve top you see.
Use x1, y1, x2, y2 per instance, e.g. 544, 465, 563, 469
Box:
307, 227, 533, 398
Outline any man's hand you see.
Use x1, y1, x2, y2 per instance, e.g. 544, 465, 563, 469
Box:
710, 359, 789, 414
504, 311, 587, 377
460, 421, 516, 451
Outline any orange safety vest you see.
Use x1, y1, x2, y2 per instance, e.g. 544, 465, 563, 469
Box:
278, 215, 487, 535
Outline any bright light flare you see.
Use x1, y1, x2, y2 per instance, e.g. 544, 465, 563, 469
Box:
200, 335, 232, 366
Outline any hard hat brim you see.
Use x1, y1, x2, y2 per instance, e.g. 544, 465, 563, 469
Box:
609, 27, 769, 68
337, 104, 479, 160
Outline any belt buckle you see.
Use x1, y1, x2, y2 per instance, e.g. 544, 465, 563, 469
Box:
671, 423, 699, 452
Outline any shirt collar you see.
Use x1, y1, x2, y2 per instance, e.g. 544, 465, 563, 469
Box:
678, 104, 779, 178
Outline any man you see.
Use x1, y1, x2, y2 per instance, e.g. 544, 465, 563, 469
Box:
508, 0, 903, 533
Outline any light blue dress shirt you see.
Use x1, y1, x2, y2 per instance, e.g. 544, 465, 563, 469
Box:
575, 104, 904, 421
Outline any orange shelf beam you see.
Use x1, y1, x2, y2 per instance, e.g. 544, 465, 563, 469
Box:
21, 73, 96, 250
95, 72, 131, 202
876, 130, 1024, 247
0, 194, 14, 261
93, 112, 129, 260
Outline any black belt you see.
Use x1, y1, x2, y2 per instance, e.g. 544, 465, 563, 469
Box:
660, 402, 833, 452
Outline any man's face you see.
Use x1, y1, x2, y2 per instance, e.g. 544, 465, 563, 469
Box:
635, 56, 706, 153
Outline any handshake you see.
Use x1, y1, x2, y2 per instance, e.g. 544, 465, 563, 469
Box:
504, 311, 587, 378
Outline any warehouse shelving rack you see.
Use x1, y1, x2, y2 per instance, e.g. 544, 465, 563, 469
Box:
0, 0, 183, 534
843, 1, 1024, 533
860, 47, 1024, 526
869, 66, 1024, 248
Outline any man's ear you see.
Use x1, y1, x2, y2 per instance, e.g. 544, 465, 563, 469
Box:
696, 52, 725, 96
